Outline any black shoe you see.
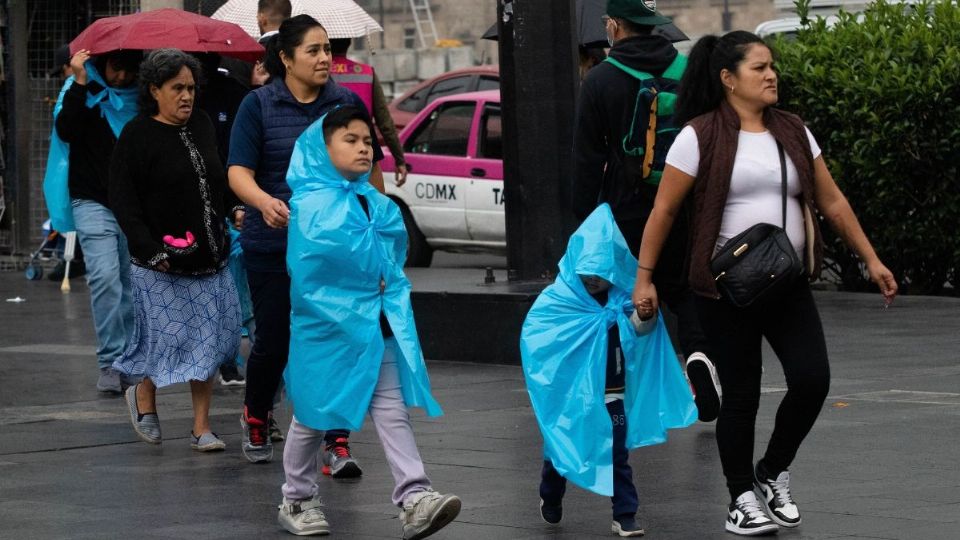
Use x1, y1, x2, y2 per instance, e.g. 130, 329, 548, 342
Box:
219, 363, 245, 386
612, 516, 645, 537
686, 352, 721, 422
539, 498, 562, 524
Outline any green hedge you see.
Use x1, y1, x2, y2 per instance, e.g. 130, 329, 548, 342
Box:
774, 0, 960, 294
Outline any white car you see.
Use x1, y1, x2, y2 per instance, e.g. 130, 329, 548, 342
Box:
380, 90, 504, 267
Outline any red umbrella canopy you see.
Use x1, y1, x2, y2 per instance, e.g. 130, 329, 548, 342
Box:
70, 8, 263, 62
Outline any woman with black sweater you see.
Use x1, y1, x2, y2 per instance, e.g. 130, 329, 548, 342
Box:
109, 49, 242, 452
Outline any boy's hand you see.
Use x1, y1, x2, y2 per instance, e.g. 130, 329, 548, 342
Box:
395, 164, 408, 187
259, 197, 289, 228
636, 298, 655, 321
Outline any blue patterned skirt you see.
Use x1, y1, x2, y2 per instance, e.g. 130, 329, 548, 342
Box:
114, 265, 241, 388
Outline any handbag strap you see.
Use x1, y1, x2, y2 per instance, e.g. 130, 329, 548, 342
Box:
777, 142, 787, 229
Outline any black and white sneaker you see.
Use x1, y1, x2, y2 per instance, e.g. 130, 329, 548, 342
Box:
686, 352, 721, 422
755, 466, 801, 528
726, 491, 779, 536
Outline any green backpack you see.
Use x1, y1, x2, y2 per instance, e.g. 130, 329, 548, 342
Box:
604, 54, 686, 186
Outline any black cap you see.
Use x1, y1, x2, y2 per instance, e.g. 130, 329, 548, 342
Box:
50, 44, 71, 77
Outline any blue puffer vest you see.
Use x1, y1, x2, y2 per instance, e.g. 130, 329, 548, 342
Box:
241, 77, 357, 254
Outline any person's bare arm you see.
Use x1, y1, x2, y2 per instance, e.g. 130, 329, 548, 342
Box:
631, 165, 697, 311
812, 156, 897, 303
228, 165, 289, 228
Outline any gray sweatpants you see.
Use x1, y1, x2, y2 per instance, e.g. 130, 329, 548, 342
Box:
282, 338, 432, 506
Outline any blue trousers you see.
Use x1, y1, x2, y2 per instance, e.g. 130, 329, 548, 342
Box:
72, 199, 133, 369
539, 399, 639, 520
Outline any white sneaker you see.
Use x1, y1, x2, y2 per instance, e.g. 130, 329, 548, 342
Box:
400, 489, 461, 540
755, 467, 801, 527
726, 491, 779, 536
277, 497, 330, 536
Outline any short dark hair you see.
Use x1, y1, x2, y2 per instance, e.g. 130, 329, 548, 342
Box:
138, 48, 203, 116
322, 106, 374, 143
258, 0, 292, 21
614, 17, 654, 37
267, 14, 327, 79
94, 49, 142, 78
330, 38, 352, 56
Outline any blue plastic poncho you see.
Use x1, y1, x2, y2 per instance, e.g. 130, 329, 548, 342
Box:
284, 115, 442, 431
42, 61, 139, 232
520, 204, 697, 496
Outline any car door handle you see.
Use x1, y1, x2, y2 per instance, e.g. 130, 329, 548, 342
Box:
470, 168, 486, 178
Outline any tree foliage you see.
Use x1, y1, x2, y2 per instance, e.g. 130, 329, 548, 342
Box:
774, 0, 960, 293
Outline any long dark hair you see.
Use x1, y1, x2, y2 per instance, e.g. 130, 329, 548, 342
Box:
674, 31, 768, 125
266, 14, 326, 80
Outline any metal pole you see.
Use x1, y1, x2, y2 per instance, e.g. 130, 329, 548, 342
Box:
8, 0, 32, 254
722, 0, 732, 32
497, 0, 578, 281
379, 0, 385, 49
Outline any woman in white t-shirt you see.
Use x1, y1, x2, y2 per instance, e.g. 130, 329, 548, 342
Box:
630, 31, 898, 537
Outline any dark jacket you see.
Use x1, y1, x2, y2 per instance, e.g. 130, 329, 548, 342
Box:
241, 78, 366, 257
572, 34, 678, 223
686, 101, 825, 299
109, 112, 235, 274
54, 82, 117, 207
197, 72, 250, 170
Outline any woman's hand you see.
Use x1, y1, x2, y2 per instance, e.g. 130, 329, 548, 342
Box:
258, 197, 289, 228
153, 260, 170, 272
632, 280, 659, 315
70, 49, 90, 85
395, 163, 408, 187
867, 259, 898, 306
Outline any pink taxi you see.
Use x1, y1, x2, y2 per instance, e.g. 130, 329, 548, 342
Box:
380, 90, 503, 267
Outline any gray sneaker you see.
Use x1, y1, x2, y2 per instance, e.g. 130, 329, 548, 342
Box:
125, 384, 161, 444
269, 416, 285, 442
97, 367, 122, 394
240, 407, 273, 463
191, 431, 226, 452
277, 497, 330, 536
400, 490, 461, 540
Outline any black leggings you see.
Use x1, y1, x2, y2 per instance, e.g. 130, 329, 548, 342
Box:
694, 280, 830, 500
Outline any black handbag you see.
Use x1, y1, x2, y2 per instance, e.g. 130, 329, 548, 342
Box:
709, 143, 803, 308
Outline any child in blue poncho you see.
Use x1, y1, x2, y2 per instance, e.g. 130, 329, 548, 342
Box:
278, 107, 460, 539
520, 204, 698, 537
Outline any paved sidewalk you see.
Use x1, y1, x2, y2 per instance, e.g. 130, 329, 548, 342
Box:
0, 272, 958, 539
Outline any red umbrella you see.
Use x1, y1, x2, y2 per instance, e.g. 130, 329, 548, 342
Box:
70, 8, 264, 62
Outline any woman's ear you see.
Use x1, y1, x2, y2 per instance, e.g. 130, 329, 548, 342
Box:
719, 68, 735, 92
149, 84, 160, 101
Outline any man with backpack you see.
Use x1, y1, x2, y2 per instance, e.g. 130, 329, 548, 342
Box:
572, 0, 721, 423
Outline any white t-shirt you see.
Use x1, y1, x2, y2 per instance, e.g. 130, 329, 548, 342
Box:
666, 126, 822, 254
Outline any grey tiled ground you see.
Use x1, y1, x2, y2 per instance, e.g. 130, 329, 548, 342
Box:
1, 272, 958, 539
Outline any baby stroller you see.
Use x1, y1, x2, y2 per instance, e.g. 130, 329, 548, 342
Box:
24, 220, 67, 280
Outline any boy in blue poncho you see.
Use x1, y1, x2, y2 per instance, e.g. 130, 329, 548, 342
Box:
520, 204, 698, 537
278, 107, 460, 539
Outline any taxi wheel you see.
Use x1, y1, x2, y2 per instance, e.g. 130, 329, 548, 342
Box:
396, 200, 433, 267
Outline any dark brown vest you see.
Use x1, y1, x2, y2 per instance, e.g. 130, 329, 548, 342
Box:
686, 101, 824, 298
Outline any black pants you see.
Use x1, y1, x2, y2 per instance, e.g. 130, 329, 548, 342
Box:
243, 269, 351, 444
617, 215, 710, 359
539, 400, 638, 520
694, 280, 830, 499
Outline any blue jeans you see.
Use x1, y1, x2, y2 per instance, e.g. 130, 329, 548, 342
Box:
540, 399, 639, 520
71, 199, 134, 370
